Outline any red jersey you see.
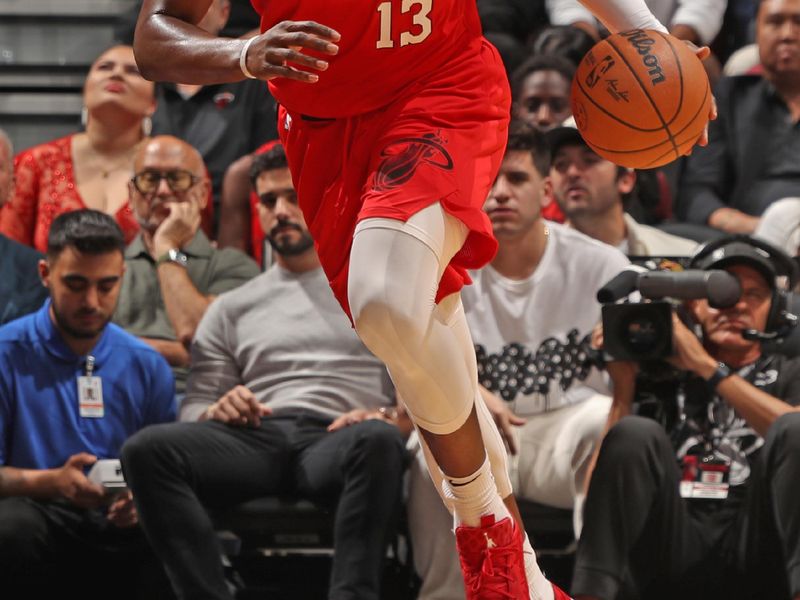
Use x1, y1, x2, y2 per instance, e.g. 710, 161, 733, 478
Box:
251, 0, 484, 118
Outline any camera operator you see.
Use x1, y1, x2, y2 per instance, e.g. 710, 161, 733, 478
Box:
573, 235, 800, 600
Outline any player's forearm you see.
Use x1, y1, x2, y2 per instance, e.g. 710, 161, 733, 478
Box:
134, 9, 247, 84
673, 0, 727, 46
0, 466, 58, 498
670, 24, 702, 46
578, 0, 667, 34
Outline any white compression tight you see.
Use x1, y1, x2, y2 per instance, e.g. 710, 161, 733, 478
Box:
348, 203, 512, 499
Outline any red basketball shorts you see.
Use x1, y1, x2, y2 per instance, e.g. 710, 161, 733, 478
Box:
278, 38, 511, 320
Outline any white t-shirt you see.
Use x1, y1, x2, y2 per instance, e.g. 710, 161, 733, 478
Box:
462, 223, 630, 416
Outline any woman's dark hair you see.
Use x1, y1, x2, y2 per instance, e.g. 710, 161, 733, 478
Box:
249, 144, 288, 189
47, 209, 125, 261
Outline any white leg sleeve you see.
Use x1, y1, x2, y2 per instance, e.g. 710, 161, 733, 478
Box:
348, 203, 512, 494
348, 203, 475, 435
578, 0, 667, 33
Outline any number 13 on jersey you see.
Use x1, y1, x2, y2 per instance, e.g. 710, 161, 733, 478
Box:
377, 0, 433, 48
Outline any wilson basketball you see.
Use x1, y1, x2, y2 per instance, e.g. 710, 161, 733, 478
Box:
570, 29, 712, 169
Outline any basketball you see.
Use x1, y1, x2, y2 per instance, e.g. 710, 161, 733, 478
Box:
570, 29, 712, 169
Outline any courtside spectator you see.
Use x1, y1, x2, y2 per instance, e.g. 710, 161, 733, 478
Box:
678, 0, 800, 234
113, 136, 258, 395
122, 144, 407, 600
549, 125, 698, 256
0, 210, 175, 599
0, 46, 154, 251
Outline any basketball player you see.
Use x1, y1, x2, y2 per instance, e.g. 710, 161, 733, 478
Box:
132, 2, 693, 598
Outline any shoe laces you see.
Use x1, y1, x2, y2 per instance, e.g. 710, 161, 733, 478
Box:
466, 542, 519, 599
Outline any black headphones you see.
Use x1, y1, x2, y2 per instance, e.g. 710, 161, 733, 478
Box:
689, 235, 799, 341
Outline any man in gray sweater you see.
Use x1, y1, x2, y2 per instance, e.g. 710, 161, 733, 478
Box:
121, 144, 407, 600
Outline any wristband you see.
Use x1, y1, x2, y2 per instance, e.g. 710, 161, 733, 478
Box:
239, 36, 259, 80
705, 362, 732, 390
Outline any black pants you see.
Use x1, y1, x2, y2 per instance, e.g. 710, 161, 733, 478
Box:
121, 412, 406, 600
572, 413, 800, 600
0, 496, 173, 600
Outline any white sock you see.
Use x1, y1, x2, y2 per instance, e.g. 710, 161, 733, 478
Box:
442, 456, 511, 528
523, 533, 554, 600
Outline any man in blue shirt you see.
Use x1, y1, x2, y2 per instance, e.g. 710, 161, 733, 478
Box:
0, 210, 177, 600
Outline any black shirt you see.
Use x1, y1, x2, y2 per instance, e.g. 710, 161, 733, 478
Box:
0, 234, 47, 326
668, 354, 800, 491
151, 79, 278, 211
678, 75, 800, 224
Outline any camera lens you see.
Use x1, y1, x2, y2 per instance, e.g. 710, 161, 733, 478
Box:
623, 315, 664, 353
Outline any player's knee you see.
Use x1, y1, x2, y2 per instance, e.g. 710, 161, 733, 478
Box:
352, 293, 424, 362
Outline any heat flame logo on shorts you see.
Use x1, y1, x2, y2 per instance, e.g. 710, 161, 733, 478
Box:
373, 132, 454, 192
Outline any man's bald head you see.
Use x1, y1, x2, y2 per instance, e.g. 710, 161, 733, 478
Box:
129, 135, 209, 236
134, 135, 206, 178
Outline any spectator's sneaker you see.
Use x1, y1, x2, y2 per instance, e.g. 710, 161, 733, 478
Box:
552, 583, 574, 600
455, 514, 530, 599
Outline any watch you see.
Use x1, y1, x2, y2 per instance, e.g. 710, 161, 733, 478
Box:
705, 362, 732, 390
156, 248, 189, 268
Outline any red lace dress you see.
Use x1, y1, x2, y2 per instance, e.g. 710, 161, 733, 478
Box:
0, 135, 139, 252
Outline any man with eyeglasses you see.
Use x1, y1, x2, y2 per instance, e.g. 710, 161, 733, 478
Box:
122, 143, 408, 600
113, 135, 259, 396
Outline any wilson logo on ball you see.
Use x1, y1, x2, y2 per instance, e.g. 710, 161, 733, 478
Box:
620, 29, 666, 85
570, 29, 711, 169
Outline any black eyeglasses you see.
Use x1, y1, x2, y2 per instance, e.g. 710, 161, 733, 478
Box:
131, 169, 200, 195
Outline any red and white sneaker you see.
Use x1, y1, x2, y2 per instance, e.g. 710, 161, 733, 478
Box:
455, 515, 530, 599
552, 583, 574, 600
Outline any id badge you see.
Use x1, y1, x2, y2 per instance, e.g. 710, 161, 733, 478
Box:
78, 376, 104, 418
679, 454, 730, 500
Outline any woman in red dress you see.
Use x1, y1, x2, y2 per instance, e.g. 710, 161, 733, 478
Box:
0, 45, 156, 251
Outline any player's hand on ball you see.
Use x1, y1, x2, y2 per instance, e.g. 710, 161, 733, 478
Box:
245, 20, 340, 83
684, 41, 719, 148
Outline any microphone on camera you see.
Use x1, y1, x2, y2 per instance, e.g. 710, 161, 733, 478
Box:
596, 265, 648, 303
637, 269, 742, 308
